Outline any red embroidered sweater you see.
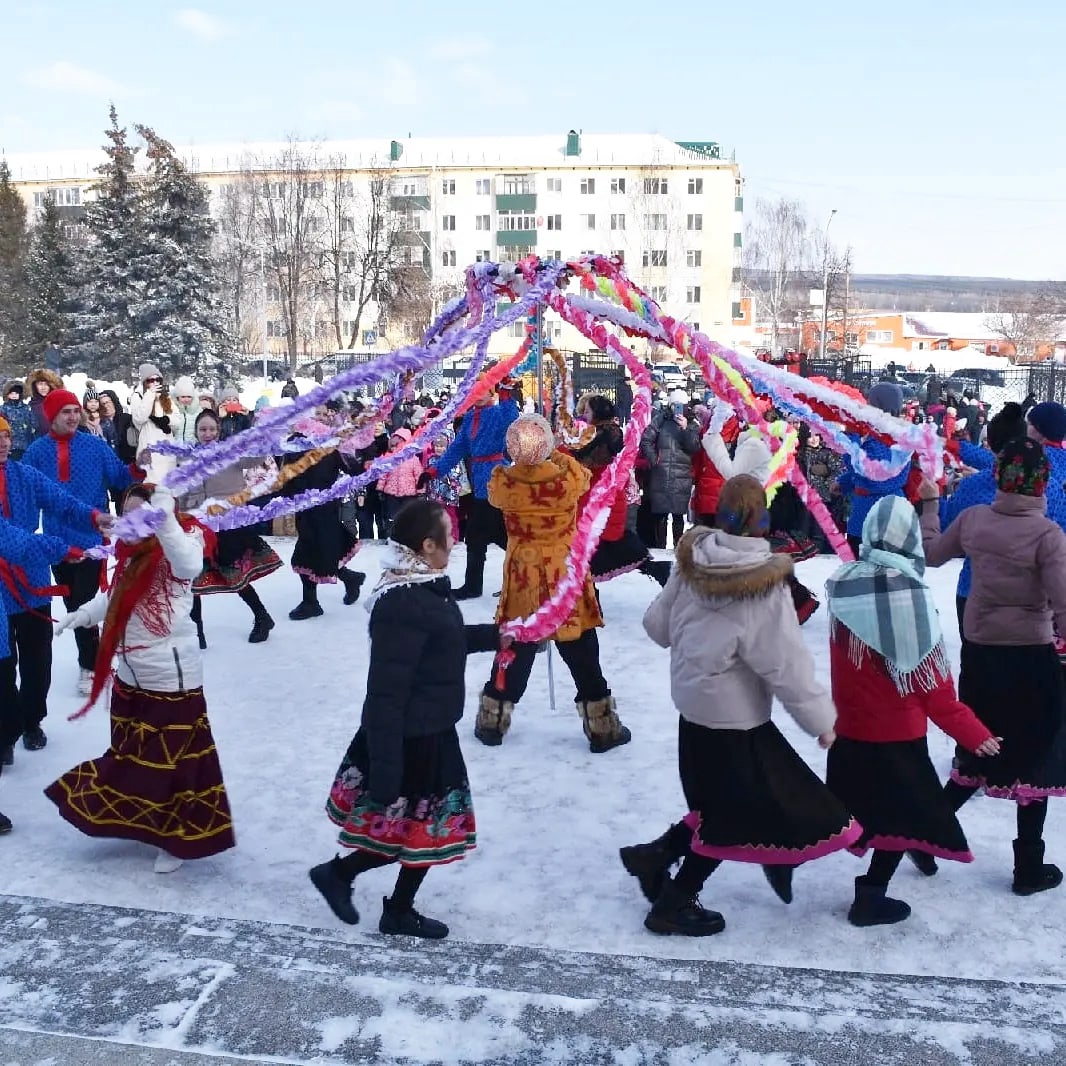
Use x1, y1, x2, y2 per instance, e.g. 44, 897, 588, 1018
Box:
829, 630, 992, 752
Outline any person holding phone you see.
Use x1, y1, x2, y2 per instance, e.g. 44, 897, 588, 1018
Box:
130, 364, 176, 483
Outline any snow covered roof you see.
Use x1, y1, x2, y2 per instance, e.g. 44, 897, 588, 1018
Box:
3, 133, 736, 183
902, 312, 1001, 340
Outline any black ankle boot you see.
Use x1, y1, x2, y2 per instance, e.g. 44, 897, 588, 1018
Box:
644, 878, 725, 937
379, 896, 449, 939
1012, 839, 1063, 896
340, 570, 366, 606
848, 876, 911, 927
452, 585, 482, 601
763, 864, 794, 904
0, 810, 11, 834
309, 858, 359, 925
619, 828, 685, 903
248, 610, 275, 643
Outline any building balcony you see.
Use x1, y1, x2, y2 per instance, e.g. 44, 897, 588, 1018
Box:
495, 193, 537, 213
390, 194, 431, 211
396, 230, 431, 248
496, 230, 537, 249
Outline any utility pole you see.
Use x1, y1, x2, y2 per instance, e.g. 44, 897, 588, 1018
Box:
819, 209, 838, 361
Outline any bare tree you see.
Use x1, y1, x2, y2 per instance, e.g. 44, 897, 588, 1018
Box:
215, 164, 262, 356
743, 197, 813, 353
984, 285, 1066, 360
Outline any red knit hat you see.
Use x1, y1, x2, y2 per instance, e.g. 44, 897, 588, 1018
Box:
42, 389, 81, 424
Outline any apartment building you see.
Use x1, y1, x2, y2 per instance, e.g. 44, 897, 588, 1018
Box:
6, 131, 743, 361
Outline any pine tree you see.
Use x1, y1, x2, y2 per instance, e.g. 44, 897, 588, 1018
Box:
132, 124, 229, 379
75, 105, 146, 378
22, 195, 76, 362
0, 159, 29, 373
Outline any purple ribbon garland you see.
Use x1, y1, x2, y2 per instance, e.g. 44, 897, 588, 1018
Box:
90, 263, 565, 550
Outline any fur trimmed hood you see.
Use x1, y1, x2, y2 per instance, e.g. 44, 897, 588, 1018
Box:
675, 525, 793, 601
26, 368, 62, 396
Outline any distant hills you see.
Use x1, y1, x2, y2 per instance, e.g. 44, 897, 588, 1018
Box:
848, 274, 1056, 312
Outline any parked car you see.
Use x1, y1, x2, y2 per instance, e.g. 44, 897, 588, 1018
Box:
954, 367, 1006, 387
651, 362, 687, 391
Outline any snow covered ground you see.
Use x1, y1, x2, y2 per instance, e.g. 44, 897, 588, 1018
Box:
2, 540, 1064, 990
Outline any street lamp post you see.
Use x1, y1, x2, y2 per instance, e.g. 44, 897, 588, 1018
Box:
818, 209, 838, 361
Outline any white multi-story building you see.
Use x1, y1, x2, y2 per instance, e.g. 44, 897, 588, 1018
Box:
6, 131, 743, 361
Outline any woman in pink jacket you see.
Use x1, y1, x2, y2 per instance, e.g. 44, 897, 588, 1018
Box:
919, 437, 1066, 896
377, 428, 424, 540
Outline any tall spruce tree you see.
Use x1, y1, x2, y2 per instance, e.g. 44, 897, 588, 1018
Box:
76, 105, 146, 378
23, 195, 76, 361
133, 125, 228, 378
0, 159, 29, 373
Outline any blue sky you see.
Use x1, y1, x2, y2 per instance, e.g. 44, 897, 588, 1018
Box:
2, 0, 1063, 280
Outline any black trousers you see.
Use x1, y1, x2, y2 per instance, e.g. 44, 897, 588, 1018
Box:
0, 611, 53, 744
461, 497, 507, 593
652, 513, 685, 550
53, 559, 103, 670
486, 628, 609, 705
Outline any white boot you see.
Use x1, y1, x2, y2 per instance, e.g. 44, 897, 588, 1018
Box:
154, 850, 183, 874
76, 668, 93, 697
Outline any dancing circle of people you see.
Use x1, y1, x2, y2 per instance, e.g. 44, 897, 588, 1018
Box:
3, 266, 1066, 942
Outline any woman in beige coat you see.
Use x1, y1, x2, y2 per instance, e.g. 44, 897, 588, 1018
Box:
620, 475, 859, 937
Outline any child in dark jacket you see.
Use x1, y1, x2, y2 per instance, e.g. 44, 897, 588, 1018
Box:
825, 496, 999, 928
309, 498, 508, 939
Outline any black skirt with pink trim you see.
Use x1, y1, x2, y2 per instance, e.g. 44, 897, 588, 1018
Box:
954, 641, 1066, 804
827, 736, 972, 861
678, 716, 861, 865
591, 531, 650, 582
291, 501, 359, 583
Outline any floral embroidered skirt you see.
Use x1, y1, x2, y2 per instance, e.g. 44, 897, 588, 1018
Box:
955, 641, 1066, 803
326, 726, 476, 867
44, 678, 235, 860
678, 716, 861, 865
194, 527, 282, 595
827, 736, 972, 861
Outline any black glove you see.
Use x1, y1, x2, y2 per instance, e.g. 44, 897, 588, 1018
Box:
150, 414, 171, 434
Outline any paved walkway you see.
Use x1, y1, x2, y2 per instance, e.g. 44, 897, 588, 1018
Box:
0, 893, 1061, 1065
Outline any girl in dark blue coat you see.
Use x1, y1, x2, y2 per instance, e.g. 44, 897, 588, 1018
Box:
309, 498, 506, 938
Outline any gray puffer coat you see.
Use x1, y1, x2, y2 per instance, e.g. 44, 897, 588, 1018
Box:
640, 410, 699, 514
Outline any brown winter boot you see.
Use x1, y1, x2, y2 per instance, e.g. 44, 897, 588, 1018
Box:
578, 695, 632, 754
474, 694, 513, 747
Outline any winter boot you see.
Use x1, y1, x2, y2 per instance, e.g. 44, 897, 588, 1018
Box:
248, 609, 275, 644
763, 864, 795, 904
619, 826, 687, 903
379, 895, 449, 939
1012, 839, 1064, 896
22, 726, 47, 752
578, 695, 632, 754
639, 559, 672, 587
907, 849, 939, 877
452, 585, 483, 601
340, 569, 366, 606
847, 876, 911, 927
0, 810, 11, 834
644, 878, 725, 937
309, 858, 360, 925
474, 694, 513, 746
289, 578, 324, 621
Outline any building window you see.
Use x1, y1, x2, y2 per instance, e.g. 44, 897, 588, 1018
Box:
643, 249, 668, 267
342, 252, 357, 271
261, 181, 285, 199
732, 301, 743, 320
686, 249, 702, 268
442, 215, 456, 231
649, 286, 667, 302
691, 322, 700, 332
846, 332, 861, 346
582, 213, 596, 230
338, 180, 354, 198
475, 249, 492, 262
442, 249, 457, 267
610, 249, 625, 264
686, 286, 701, 303
502, 174, 534, 195
498, 210, 535, 230
733, 232, 743, 247
610, 213, 626, 230
610, 177, 626, 194
546, 248, 562, 260
580, 178, 596, 195
644, 213, 667, 230
546, 214, 562, 230
476, 179, 491, 195
644, 177, 668, 195
266, 320, 285, 338
687, 214, 703, 231
688, 178, 703, 195
305, 181, 323, 198
266, 283, 281, 302
442, 179, 455, 195
342, 285, 359, 302
866, 329, 893, 343
546, 177, 562, 192
475, 214, 491, 230
340, 217, 354, 232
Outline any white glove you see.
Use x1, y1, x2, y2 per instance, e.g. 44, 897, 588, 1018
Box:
707, 401, 734, 435
56, 608, 92, 634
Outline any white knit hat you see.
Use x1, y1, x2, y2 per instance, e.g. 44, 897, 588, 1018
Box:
173, 376, 196, 399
